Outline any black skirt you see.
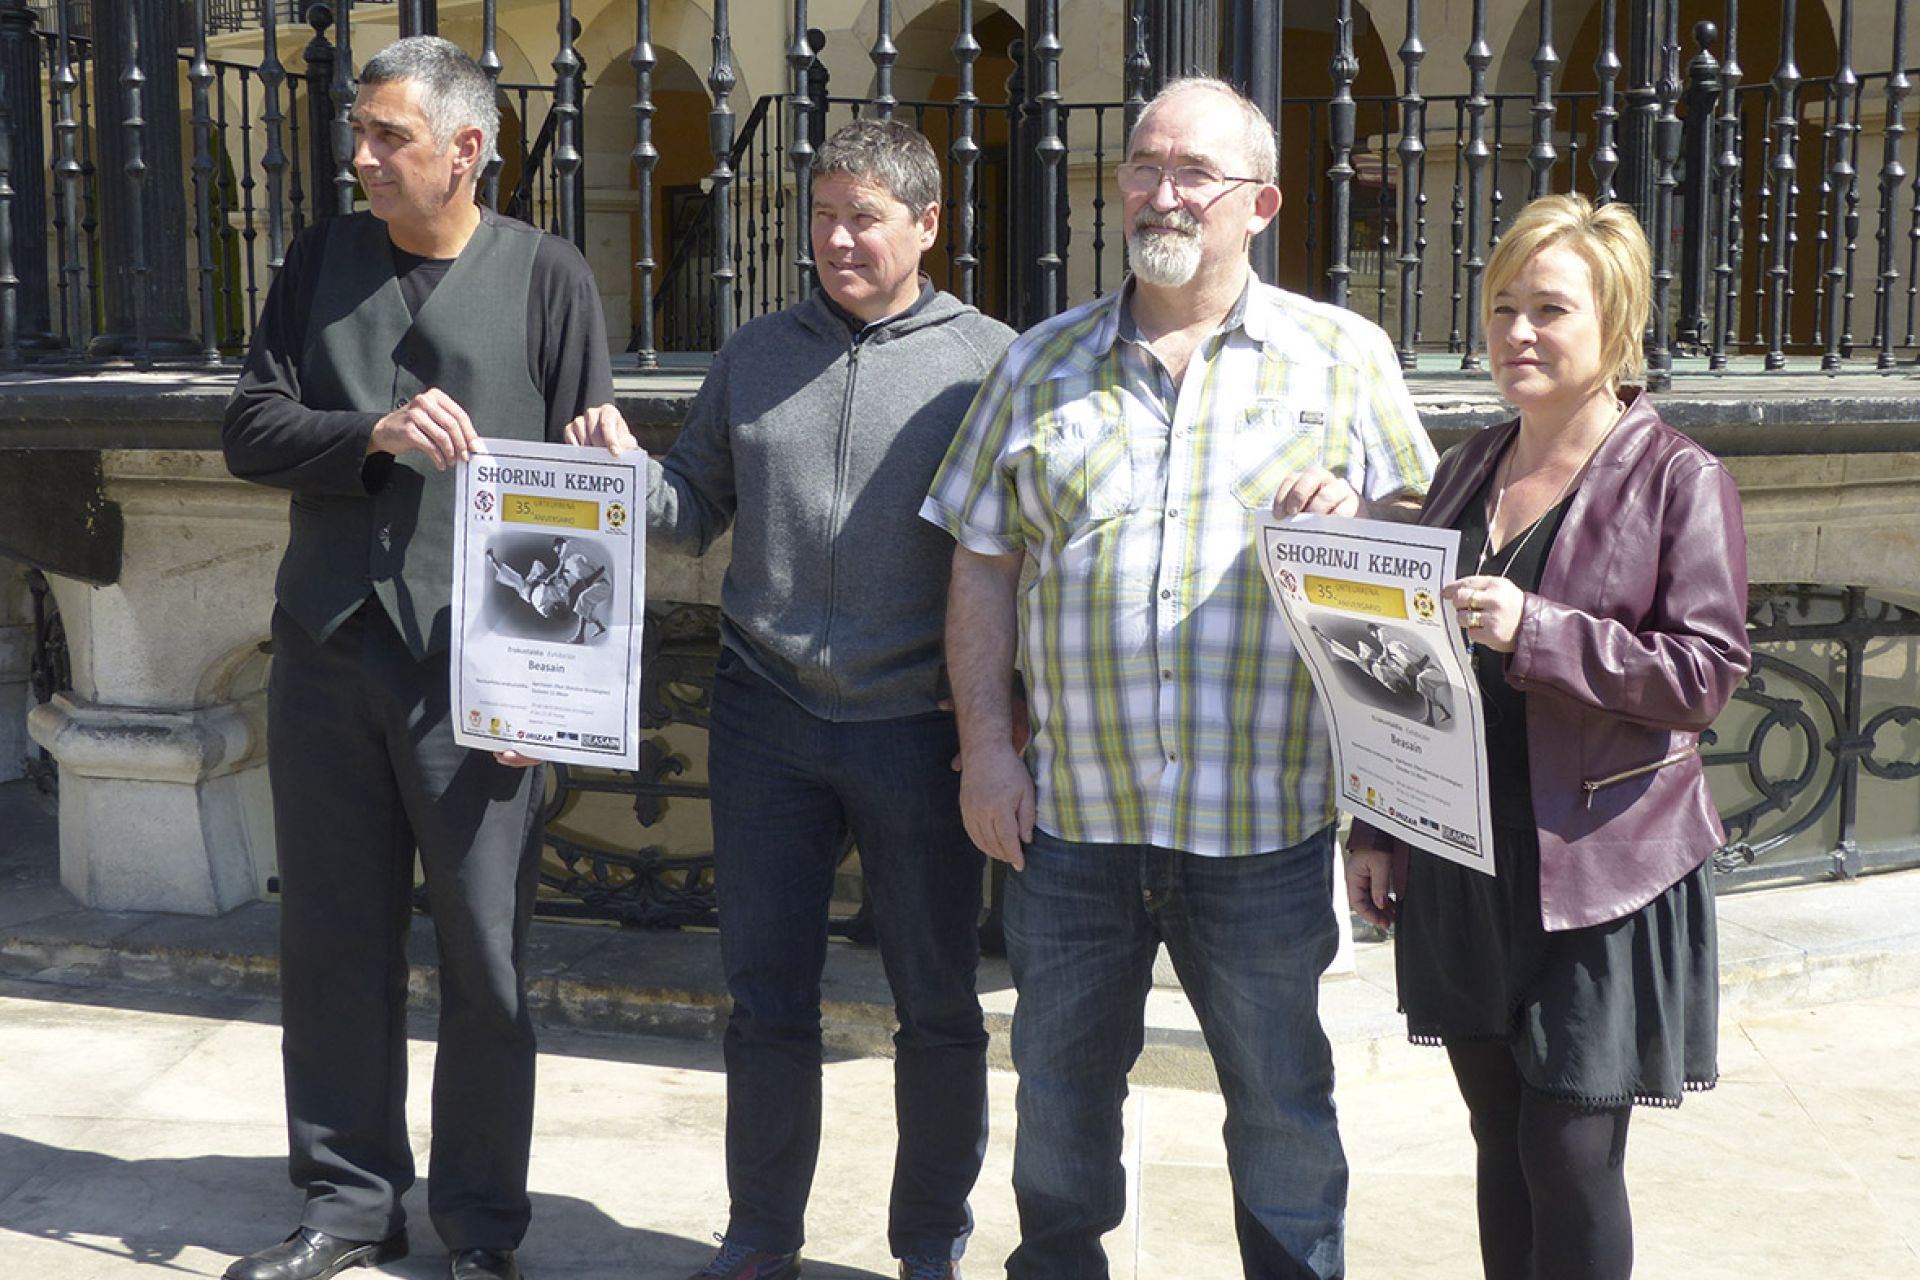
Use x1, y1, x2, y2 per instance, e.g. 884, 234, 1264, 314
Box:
1394, 825, 1720, 1108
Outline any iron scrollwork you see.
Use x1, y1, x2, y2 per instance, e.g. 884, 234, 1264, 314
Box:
23, 566, 69, 794
1709, 585, 1920, 884
533, 602, 721, 929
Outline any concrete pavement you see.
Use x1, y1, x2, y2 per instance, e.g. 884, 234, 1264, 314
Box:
4, 778, 1920, 1276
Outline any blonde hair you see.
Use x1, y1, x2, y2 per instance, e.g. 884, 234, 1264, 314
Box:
1482, 194, 1650, 388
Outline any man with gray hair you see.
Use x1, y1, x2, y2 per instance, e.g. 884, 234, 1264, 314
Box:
222, 35, 625, 1280
570, 117, 1014, 1280
924, 77, 1435, 1278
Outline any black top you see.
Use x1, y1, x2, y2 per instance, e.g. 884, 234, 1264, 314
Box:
225, 206, 614, 486
1453, 465, 1572, 827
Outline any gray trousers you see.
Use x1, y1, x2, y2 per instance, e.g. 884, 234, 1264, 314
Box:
267, 601, 543, 1251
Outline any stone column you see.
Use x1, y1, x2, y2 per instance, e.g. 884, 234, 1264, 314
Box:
27, 452, 284, 915
86, 0, 197, 361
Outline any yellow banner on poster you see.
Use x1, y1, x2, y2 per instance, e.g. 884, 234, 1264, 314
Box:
1303, 574, 1408, 619
501, 492, 599, 530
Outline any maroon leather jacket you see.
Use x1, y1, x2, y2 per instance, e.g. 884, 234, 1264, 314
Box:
1352, 391, 1751, 930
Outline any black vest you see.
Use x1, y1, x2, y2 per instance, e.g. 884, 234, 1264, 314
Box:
276, 212, 547, 658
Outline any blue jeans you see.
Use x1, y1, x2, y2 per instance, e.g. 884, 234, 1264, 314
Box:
1003, 826, 1347, 1280
706, 652, 988, 1261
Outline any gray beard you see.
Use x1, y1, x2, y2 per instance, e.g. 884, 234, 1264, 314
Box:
1128, 225, 1202, 287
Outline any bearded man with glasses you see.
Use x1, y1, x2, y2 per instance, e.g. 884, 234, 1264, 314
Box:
923, 78, 1436, 1279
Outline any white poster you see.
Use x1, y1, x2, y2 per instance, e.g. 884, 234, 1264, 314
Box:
1256, 513, 1495, 875
451, 438, 644, 769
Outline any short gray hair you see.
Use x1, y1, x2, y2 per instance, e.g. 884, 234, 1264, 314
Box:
810, 118, 941, 214
1132, 76, 1278, 184
359, 36, 499, 169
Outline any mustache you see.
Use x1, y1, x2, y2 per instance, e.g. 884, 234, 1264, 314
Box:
1130, 207, 1199, 236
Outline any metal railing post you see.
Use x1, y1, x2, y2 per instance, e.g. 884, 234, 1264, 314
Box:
0, 0, 49, 352
303, 5, 338, 222
88, 0, 194, 362
1679, 21, 1720, 350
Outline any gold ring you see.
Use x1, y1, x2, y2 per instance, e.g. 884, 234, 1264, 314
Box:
1468, 609, 1482, 629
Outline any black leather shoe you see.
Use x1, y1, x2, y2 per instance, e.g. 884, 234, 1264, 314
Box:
450, 1248, 522, 1280
223, 1226, 408, 1280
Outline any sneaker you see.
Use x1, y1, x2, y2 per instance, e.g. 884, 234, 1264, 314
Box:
898, 1259, 959, 1280
687, 1236, 802, 1280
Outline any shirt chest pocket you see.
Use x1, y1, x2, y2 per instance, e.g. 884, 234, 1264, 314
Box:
1025, 381, 1138, 525
1228, 400, 1349, 511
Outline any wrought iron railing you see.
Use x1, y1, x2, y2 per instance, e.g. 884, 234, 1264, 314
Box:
8, 0, 1920, 373
508, 586, 1920, 931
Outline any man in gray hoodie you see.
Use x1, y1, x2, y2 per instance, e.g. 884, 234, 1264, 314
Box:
568, 119, 1013, 1280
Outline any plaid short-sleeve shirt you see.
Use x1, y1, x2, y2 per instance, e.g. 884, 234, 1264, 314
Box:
921, 279, 1436, 856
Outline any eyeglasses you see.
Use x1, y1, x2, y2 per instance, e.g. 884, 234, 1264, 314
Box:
1114, 162, 1263, 196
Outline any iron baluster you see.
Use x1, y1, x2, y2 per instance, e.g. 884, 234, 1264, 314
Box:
1529, 2, 1558, 201
260, 0, 288, 278
1327, 0, 1356, 308
481, 0, 501, 208
1490, 99, 1506, 247
1593, 0, 1621, 202
1034, 0, 1063, 317
217, 63, 239, 345
1090, 105, 1106, 299
1681, 22, 1728, 353
305, 7, 338, 222
552, 2, 580, 247
707, 0, 736, 343
52, 0, 81, 348
288, 73, 305, 233
1124, 0, 1149, 141
1376, 103, 1390, 325
0, 46, 15, 368
1414, 102, 1428, 346
1874, 1, 1908, 368
79, 35, 97, 331
631, 0, 656, 366
238, 65, 259, 332
121, 4, 149, 367
1449, 105, 1463, 351
190, 0, 217, 362
1841, 72, 1864, 360
1710, 0, 1742, 368
785, 0, 811, 291
1647, 0, 1681, 389
1395, 0, 1423, 369
1766, 0, 1800, 368
1823, 0, 1857, 370
755, 95, 770, 317
1461, 0, 1489, 368
1812, 76, 1833, 348
772, 99, 787, 310
330, 0, 352, 216
871, 0, 895, 120
952, 0, 978, 306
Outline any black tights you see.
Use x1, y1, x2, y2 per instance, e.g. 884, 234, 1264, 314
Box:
1445, 1040, 1635, 1280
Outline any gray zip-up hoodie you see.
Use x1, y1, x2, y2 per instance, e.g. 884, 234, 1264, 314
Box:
645, 286, 1015, 721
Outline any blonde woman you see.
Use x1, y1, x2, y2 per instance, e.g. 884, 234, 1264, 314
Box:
1285, 194, 1750, 1278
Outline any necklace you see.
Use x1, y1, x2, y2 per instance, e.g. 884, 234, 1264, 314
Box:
1474, 397, 1627, 582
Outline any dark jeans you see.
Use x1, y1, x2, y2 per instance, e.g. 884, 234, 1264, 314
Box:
1003, 826, 1347, 1280
706, 652, 988, 1261
269, 603, 543, 1252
